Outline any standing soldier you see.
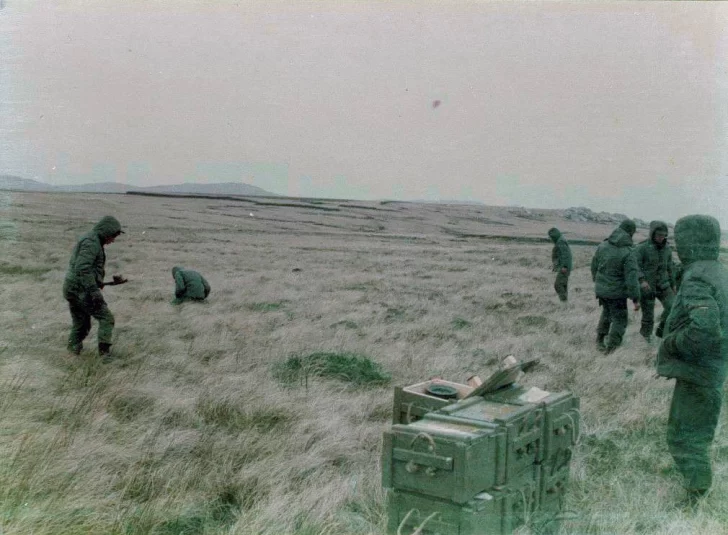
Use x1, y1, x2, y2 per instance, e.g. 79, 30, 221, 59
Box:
548, 227, 572, 302
591, 219, 641, 353
635, 221, 675, 342
63, 216, 124, 360
656, 215, 728, 507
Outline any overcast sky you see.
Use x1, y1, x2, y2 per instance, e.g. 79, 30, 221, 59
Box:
1, 1, 726, 226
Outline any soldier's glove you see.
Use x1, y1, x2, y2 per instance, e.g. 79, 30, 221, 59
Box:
112, 275, 128, 285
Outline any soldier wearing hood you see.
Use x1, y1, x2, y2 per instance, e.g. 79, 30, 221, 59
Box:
635, 221, 676, 341
548, 227, 572, 302
590, 219, 641, 353
62, 216, 124, 359
171, 266, 211, 304
657, 215, 728, 507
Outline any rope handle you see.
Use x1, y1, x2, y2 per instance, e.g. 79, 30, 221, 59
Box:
409, 432, 436, 452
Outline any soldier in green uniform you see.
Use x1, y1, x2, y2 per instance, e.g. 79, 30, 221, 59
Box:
171, 266, 211, 304
635, 221, 676, 342
590, 219, 641, 353
548, 227, 572, 302
62, 216, 124, 359
657, 215, 728, 507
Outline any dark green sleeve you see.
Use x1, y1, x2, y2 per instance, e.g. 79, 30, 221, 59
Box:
590, 249, 598, 282
667, 248, 675, 287
76, 238, 102, 297
174, 271, 186, 298
558, 241, 572, 271
663, 278, 721, 364
635, 245, 647, 282
624, 250, 641, 300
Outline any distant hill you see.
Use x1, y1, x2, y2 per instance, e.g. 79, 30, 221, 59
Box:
0, 175, 279, 197
0, 175, 277, 197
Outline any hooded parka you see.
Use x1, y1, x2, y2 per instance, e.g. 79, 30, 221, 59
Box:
63, 216, 122, 353
657, 215, 728, 493
172, 266, 211, 302
548, 227, 572, 301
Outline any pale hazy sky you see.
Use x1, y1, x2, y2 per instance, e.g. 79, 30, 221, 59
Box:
1, 1, 727, 226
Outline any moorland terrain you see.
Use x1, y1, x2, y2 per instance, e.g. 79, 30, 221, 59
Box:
1, 191, 727, 534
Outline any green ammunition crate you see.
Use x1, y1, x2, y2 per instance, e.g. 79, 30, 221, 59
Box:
484, 386, 580, 465
436, 397, 543, 482
392, 380, 473, 425
386, 476, 538, 535
382, 415, 506, 504
534, 464, 570, 535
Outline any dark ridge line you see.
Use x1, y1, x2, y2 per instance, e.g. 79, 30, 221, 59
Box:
447, 231, 603, 246
126, 191, 341, 211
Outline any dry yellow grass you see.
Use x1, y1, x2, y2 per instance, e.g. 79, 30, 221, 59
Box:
0, 191, 727, 534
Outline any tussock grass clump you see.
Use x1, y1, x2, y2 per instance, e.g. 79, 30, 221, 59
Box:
273, 352, 391, 387
108, 392, 155, 422
0, 262, 53, 277
195, 395, 293, 432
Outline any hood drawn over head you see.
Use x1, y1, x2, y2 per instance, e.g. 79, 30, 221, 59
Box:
93, 216, 123, 240
649, 220, 669, 242
607, 227, 634, 248
674, 215, 721, 264
172, 266, 183, 277
548, 227, 562, 243
618, 219, 636, 237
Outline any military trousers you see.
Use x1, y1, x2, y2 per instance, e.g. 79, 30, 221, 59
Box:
554, 271, 569, 302
596, 298, 628, 350
640, 287, 674, 338
66, 295, 115, 350
667, 379, 722, 491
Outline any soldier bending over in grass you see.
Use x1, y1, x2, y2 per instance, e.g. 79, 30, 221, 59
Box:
63, 215, 125, 360
656, 215, 728, 508
171, 266, 211, 304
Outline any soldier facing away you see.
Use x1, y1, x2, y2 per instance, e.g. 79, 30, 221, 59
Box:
548, 227, 572, 302
590, 219, 641, 354
656, 215, 728, 507
62, 215, 124, 359
171, 266, 211, 304
635, 220, 675, 342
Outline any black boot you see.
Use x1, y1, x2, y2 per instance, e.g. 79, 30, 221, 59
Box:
99, 343, 113, 362
67, 342, 82, 356
596, 334, 607, 352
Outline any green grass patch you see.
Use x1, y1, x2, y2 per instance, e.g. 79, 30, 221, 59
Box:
451, 317, 471, 330
108, 392, 155, 422
273, 352, 391, 387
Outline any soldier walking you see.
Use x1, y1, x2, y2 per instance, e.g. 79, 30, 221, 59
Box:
635, 221, 675, 342
548, 227, 572, 302
656, 215, 728, 507
590, 219, 641, 353
62, 216, 124, 360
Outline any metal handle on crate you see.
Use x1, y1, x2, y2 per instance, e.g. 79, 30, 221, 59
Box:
409, 432, 436, 452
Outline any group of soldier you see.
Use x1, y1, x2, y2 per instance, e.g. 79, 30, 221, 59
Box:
549, 214, 728, 507
62, 215, 210, 360
62, 212, 726, 509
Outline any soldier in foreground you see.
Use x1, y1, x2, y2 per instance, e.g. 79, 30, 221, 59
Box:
548, 227, 572, 302
590, 219, 641, 353
656, 215, 728, 507
63, 215, 124, 360
635, 221, 676, 342
171, 266, 211, 304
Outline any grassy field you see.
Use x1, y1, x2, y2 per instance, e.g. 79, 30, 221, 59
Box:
0, 191, 727, 534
